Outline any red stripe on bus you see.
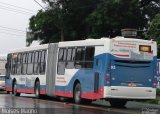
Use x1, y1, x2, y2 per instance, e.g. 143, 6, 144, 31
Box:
113, 54, 129, 57
55, 91, 73, 98
81, 88, 104, 100
5, 87, 12, 91
17, 89, 34, 94
55, 88, 104, 100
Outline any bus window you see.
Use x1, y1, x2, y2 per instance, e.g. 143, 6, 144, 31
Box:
17, 53, 22, 74
57, 48, 66, 75
66, 48, 75, 69
84, 47, 95, 68
75, 47, 85, 69
40, 50, 46, 74
27, 52, 33, 75
22, 53, 28, 75
11, 53, 18, 74
33, 51, 41, 74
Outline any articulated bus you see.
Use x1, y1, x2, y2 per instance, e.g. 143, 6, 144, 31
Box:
5, 36, 157, 107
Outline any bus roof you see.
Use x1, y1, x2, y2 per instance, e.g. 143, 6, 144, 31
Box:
9, 44, 49, 53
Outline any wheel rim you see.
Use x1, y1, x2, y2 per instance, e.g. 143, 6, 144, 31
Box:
36, 86, 39, 96
35, 82, 40, 98
74, 84, 81, 103
75, 90, 80, 102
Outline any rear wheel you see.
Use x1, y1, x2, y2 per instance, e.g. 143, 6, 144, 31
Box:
34, 81, 40, 99
109, 99, 127, 108
6, 91, 10, 94
74, 83, 81, 104
82, 99, 92, 105
12, 82, 20, 96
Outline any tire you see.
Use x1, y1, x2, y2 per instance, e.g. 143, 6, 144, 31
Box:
12, 82, 20, 96
35, 81, 40, 99
82, 99, 92, 105
109, 99, 127, 108
74, 83, 81, 104
6, 91, 10, 94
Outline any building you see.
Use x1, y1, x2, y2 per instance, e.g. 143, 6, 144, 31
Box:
0, 56, 6, 75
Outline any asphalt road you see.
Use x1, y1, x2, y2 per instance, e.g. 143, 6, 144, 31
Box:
0, 93, 159, 114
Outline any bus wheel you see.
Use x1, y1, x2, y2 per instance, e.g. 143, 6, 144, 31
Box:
6, 91, 10, 94
82, 99, 92, 105
34, 81, 40, 99
13, 82, 20, 96
74, 83, 81, 104
109, 99, 127, 108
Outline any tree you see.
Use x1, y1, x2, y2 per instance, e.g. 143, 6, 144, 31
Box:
28, 0, 160, 46
86, 0, 147, 38
146, 14, 160, 43
28, 10, 60, 46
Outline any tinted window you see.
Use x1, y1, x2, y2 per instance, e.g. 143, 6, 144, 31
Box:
66, 48, 75, 69
57, 48, 66, 75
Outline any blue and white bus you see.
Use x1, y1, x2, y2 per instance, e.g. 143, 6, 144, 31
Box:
5, 36, 157, 107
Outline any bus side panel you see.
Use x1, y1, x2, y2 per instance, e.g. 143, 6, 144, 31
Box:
5, 77, 13, 92
54, 54, 108, 100
54, 52, 109, 100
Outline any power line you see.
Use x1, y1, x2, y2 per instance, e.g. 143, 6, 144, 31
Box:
0, 1, 34, 12
0, 29, 25, 35
34, 0, 45, 10
0, 31, 25, 37
0, 5, 34, 15
0, 25, 26, 33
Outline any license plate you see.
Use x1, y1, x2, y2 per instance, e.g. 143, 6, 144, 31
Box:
128, 83, 136, 87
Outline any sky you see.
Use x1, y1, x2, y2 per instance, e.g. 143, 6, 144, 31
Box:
0, 0, 44, 56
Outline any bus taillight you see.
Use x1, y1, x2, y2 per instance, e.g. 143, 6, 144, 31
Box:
106, 78, 110, 85
106, 64, 111, 85
153, 76, 157, 88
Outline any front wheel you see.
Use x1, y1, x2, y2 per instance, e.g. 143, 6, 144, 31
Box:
109, 99, 127, 108
74, 83, 81, 104
34, 81, 40, 99
13, 82, 20, 96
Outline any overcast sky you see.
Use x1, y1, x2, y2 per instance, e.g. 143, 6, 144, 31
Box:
0, 0, 44, 56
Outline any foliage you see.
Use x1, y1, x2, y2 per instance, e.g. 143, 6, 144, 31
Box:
146, 14, 160, 43
157, 88, 160, 96
86, 0, 147, 38
28, 0, 160, 45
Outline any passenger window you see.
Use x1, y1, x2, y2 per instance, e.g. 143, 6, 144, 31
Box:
40, 50, 46, 74
66, 48, 75, 69
75, 47, 85, 69
57, 48, 66, 75
22, 53, 28, 75
33, 51, 41, 74
11, 53, 18, 74
84, 47, 95, 68
17, 53, 22, 74
27, 52, 33, 75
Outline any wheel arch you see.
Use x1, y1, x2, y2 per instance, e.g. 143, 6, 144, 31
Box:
34, 77, 40, 86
